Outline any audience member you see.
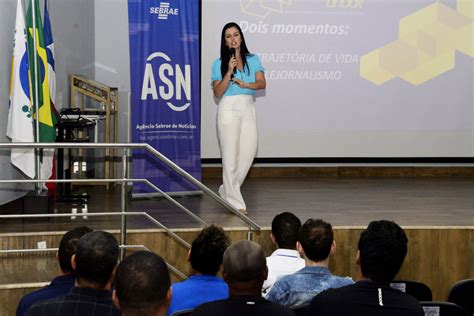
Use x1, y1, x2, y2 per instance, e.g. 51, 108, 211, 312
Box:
26, 230, 121, 316
193, 240, 295, 316
167, 225, 230, 315
306, 220, 424, 316
262, 212, 305, 295
113, 251, 171, 316
16, 226, 92, 316
266, 219, 353, 308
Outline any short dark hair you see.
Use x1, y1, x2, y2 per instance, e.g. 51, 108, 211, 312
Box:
223, 240, 266, 283
115, 251, 171, 315
358, 220, 408, 282
271, 212, 302, 249
190, 225, 231, 275
58, 226, 92, 273
75, 231, 119, 288
298, 219, 333, 262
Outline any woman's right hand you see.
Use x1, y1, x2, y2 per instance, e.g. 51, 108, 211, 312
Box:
228, 56, 237, 75
214, 57, 237, 98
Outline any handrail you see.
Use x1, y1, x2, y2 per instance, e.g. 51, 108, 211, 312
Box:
120, 244, 187, 280
0, 141, 260, 290
0, 142, 261, 230
0, 178, 208, 226
0, 212, 191, 249
0, 244, 188, 280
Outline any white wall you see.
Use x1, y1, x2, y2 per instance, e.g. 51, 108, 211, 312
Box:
49, 0, 96, 109
94, 0, 130, 145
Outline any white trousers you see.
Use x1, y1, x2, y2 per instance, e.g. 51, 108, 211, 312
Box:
217, 95, 258, 210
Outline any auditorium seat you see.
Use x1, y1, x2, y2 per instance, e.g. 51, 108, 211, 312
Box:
170, 309, 193, 316
391, 280, 432, 301
420, 301, 468, 316
448, 279, 474, 316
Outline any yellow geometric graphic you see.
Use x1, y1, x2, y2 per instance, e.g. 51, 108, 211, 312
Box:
240, 0, 292, 18
457, 0, 473, 19
360, 0, 473, 85
360, 50, 396, 85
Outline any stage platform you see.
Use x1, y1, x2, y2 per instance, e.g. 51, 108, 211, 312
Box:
1, 176, 473, 233
1, 175, 473, 314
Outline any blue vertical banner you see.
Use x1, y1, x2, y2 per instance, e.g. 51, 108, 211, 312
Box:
128, 0, 201, 194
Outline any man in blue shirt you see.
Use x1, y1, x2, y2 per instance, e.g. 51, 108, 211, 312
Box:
266, 219, 353, 308
16, 226, 92, 316
167, 225, 231, 315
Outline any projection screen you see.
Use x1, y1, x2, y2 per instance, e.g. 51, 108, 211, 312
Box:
201, 0, 473, 158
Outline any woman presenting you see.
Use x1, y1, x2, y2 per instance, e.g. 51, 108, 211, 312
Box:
211, 22, 266, 215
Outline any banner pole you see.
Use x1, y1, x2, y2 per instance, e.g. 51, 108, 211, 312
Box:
31, 0, 41, 193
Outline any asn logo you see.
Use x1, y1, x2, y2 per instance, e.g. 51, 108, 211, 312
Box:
149, 3, 179, 20
141, 52, 191, 112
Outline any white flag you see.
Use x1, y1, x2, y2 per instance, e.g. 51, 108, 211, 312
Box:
6, 0, 35, 179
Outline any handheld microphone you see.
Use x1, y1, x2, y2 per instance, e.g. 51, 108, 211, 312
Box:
229, 48, 236, 74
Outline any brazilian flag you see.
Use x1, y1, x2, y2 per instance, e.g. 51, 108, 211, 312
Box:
26, 0, 56, 144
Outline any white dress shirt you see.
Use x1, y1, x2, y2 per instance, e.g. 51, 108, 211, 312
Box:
262, 248, 305, 295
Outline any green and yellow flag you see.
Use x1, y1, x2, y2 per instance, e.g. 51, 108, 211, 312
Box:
26, 0, 56, 181
26, 0, 56, 143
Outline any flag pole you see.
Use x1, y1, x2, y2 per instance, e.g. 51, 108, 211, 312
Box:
31, 0, 42, 193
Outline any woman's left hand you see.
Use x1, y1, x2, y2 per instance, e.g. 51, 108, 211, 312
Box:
232, 78, 249, 89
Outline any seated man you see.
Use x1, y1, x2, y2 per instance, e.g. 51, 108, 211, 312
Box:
266, 219, 353, 308
167, 225, 230, 315
16, 226, 92, 316
306, 220, 424, 316
263, 212, 305, 295
113, 251, 172, 316
26, 230, 121, 316
193, 240, 295, 316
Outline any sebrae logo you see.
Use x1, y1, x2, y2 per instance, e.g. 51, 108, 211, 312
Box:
141, 52, 191, 112
150, 2, 179, 20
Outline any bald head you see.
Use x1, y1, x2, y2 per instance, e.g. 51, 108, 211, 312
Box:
223, 240, 266, 283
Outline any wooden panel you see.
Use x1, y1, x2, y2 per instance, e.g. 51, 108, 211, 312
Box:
0, 287, 42, 316
470, 230, 474, 278
437, 229, 471, 300
125, 228, 473, 301
202, 167, 474, 179
329, 229, 362, 278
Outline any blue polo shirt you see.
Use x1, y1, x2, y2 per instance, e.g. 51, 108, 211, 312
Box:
16, 274, 76, 316
167, 274, 229, 316
211, 54, 265, 96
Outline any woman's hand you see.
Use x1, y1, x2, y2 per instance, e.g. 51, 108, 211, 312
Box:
227, 57, 237, 76
232, 78, 249, 89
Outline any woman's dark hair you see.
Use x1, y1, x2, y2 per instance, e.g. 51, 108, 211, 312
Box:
220, 22, 251, 78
